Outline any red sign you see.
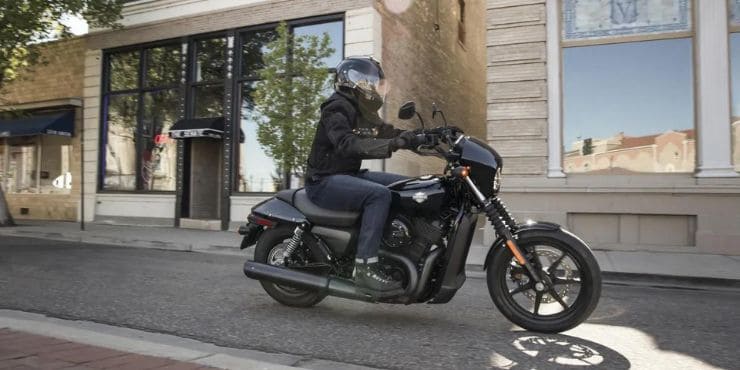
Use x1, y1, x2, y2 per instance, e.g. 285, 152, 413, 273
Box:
154, 134, 169, 145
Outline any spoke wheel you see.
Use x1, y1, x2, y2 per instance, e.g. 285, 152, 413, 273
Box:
487, 229, 601, 333
253, 227, 327, 308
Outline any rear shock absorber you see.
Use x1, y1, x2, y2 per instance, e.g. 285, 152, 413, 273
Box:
282, 224, 306, 260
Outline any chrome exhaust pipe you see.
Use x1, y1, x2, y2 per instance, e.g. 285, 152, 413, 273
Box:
243, 261, 374, 302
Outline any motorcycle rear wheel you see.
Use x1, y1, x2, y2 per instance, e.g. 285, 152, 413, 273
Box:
254, 226, 327, 308
487, 229, 601, 333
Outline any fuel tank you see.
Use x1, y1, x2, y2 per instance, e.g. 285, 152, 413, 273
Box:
388, 175, 448, 214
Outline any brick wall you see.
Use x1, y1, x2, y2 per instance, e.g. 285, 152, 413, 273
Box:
1, 38, 86, 221
486, 0, 548, 175
87, 0, 371, 50
2, 38, 86, 104
376, 0, 487, 175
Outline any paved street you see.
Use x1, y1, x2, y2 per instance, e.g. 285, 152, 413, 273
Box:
1, 236, 737, 370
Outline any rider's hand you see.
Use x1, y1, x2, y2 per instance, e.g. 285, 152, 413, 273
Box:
392, 131, 427, 151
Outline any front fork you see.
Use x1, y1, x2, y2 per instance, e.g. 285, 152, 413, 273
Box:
461, 176, 545, 286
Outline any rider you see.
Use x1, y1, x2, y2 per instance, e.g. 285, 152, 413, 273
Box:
305, 57, 426, 292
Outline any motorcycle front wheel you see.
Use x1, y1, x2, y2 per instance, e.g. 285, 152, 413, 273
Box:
487, 229, 601, 333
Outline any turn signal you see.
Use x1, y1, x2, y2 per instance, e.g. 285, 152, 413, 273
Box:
452, 166, 470, 178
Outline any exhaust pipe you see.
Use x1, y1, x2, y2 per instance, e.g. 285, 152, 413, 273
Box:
243, 261, 375, 302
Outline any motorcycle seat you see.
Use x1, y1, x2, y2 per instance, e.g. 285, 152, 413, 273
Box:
275, 188, 360, 227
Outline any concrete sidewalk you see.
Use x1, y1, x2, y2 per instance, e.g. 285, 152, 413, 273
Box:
0, 309, 376, 370
1, 220, 739, 285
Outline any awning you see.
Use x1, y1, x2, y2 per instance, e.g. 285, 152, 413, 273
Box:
0, 110, 75, 138
169, 117, 244, 142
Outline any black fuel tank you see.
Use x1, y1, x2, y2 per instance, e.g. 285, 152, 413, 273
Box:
388, 175, 447, 214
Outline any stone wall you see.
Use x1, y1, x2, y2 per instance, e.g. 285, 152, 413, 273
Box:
376, 0, 487, 175
486, 0, 548, 175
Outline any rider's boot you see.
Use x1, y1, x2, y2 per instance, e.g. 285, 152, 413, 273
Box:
354, 261, 402, 292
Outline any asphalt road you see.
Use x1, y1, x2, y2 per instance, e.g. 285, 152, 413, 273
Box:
0, 236, 737, 370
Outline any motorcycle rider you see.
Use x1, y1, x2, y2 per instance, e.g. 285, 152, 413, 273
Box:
305, 57, 426, 293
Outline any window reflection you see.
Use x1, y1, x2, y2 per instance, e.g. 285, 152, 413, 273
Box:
195, 37, 226, 82
142, 89, 179, 191
729, 33, 740, 172
7, 139, 37, 193
39, 136, 72, 194
145, 45, 181, 88
193, 84, 224, 118
293, 21, 343, 68
108, 51, 139, 91
237, 83, 281, 192
104, 94, 138, 190
562, 38, 695, 174
241, 29, 277, 78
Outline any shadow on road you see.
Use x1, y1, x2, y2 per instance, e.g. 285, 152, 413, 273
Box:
488, 332, 630, 369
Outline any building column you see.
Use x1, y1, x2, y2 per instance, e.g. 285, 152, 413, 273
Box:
695, 1, 738, 177
174, 39, 188, 227
546, 0, 565, 178
221, 32, 236, 230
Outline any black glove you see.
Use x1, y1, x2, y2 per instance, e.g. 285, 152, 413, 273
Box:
392, 130, 427, 151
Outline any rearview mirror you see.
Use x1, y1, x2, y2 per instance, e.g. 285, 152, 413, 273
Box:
398, 101, 416, 120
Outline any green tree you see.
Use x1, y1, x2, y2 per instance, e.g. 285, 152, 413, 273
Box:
250, 22, 334, 189
0, 0, 124, 226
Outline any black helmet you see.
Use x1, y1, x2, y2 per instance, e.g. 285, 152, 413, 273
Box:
334, 57, 389, 111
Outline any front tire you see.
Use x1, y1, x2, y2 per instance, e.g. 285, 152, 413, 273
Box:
487, 229, 601, 333
254, 226, 327, 308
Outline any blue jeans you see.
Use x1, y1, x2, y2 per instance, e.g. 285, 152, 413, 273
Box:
305, 171, 408, 261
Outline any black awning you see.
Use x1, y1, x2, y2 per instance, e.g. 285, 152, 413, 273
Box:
169, 117, 244, 142
0, 110, 75, 138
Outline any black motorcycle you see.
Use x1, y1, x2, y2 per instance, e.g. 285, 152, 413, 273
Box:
240, 102, 601, 333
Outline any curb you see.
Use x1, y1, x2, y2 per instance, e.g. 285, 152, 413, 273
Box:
0, 309, 381, 370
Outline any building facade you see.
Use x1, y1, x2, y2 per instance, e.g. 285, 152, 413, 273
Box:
486, 0, 740, 255
0, 38, 86, 221
79, 0, 486, 230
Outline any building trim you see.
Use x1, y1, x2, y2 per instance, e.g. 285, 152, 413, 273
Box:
695, 0, 738, 177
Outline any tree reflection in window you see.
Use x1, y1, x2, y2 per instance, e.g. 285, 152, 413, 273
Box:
195, 37, 226, 82
108, 51, 138, 91
104, 94, 138, 190
142, 89, 179, 191
145, 45, 181, 87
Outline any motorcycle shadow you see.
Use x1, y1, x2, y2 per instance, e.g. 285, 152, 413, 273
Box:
488, 332, 630, 369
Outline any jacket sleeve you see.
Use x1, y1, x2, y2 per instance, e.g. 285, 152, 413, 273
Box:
323, 106, 396, 159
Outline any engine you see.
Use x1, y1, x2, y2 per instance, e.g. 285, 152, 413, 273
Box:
381, 216, 447, 263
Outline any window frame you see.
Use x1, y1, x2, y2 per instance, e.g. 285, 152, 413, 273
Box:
100, 38, 183, 193
555, 0, 698, 177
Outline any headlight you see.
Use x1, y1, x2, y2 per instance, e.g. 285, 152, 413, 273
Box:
493, 167, 502, 193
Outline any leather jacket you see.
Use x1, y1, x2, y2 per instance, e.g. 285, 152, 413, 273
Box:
306, 92, 403, 181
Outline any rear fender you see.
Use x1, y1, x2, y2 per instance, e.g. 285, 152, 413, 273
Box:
482, 221, 561, 270
251, 198, 308, 225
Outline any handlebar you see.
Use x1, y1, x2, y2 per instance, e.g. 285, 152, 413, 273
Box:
411, 126, 464, 159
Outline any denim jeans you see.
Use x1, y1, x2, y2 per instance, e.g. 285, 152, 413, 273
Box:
305, 171, 408, 261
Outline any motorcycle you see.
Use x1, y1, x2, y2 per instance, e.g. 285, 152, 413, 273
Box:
240, 101, 601, 333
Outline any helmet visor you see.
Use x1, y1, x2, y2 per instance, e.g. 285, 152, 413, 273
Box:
348, 69, 390, 97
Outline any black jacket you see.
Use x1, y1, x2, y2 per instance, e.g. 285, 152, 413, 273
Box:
306, 92, 403, 180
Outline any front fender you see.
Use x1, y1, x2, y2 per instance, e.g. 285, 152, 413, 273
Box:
482, 221, 561, 270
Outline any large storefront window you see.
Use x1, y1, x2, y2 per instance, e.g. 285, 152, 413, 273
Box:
562, 1, 695, 174
1, 136, 72, 194
191, 36, 226, 119
102, 44, 181, 191
236, 20, 342, 192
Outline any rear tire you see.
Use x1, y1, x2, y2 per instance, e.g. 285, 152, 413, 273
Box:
487, 229, 601, 333
254, 226, 327, 308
